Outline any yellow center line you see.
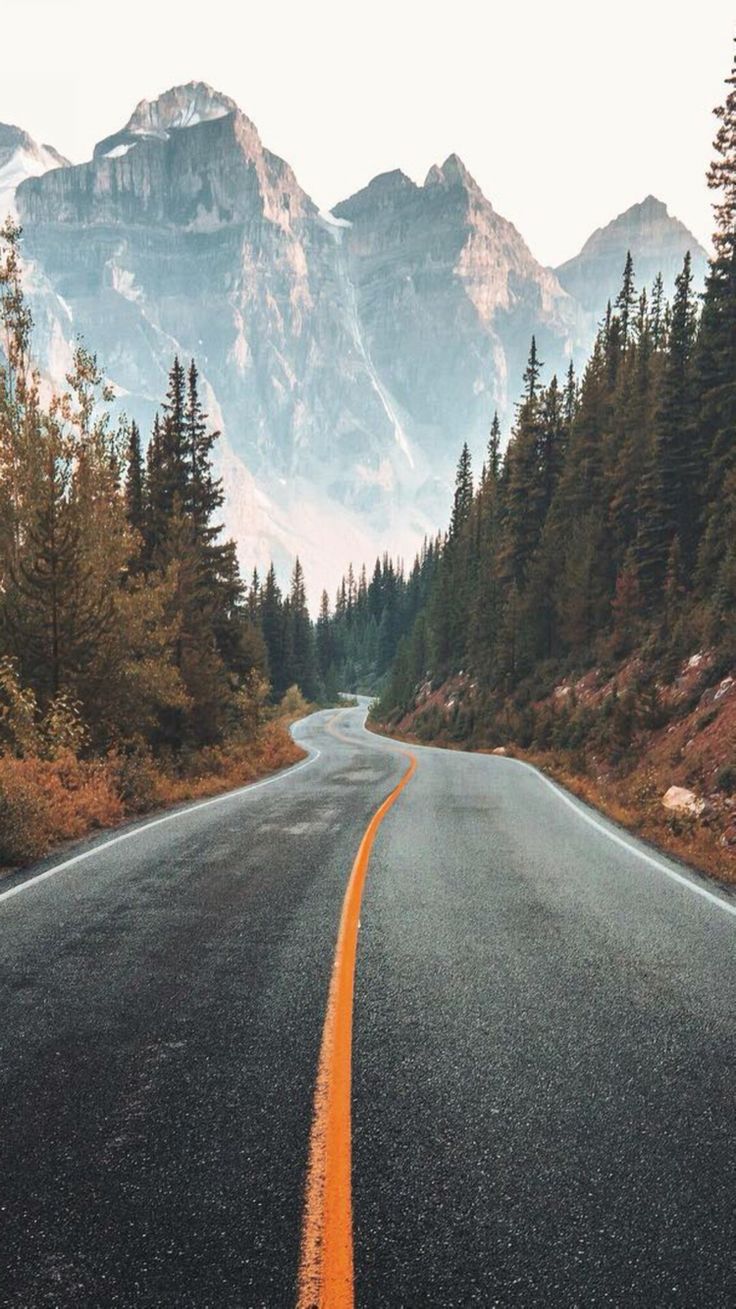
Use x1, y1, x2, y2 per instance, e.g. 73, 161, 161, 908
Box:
296, 745, 417, 1309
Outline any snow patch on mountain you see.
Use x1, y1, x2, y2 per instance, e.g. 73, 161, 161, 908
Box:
318, 209, 353, 239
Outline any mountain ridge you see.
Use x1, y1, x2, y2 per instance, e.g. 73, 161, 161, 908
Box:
3, 82, 708, 596
556, 194, 708, 318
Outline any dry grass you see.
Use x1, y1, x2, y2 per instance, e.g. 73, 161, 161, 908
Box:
0, 721, 305, 872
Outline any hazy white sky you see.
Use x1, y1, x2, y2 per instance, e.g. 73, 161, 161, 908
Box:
2, 0, 733, 265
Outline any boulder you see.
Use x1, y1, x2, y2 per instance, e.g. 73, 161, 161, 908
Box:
662, 785, 705, 816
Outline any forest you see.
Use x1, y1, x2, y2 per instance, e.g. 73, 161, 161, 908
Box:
365, 47, 736, 875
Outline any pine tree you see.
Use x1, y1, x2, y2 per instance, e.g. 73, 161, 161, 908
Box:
124, 420, 146, 574
260, 564, 286, 698
523, 335, 542, 401
487, 412, 501, 481
157, 356, 188, 528
248, 568, 261, 622
650, 273, 666, 351
609, 293, 656, 569
501, 338, 546, 587
125, 421, 145, 532
695, 41, 736, 593
186, 359, 223, 544
316, 589, 334, 686
450, 443, 473, 538
615, 251, 637, 347
145, 413, 164, 560
638, 252, 698, 595
538, 375, 567, 518
563, 362, 577, 427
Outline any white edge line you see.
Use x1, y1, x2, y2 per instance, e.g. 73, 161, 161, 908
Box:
505, 755, 736, 920
358, 715, 736, 922
0, 746, 321, 906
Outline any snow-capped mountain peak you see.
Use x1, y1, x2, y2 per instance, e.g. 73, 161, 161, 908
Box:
0, 124, 68, 220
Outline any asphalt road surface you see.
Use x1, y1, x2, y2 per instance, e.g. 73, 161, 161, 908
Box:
2, 701, 736, 1307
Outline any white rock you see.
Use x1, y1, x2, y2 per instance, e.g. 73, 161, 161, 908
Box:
662, 785, 705, 816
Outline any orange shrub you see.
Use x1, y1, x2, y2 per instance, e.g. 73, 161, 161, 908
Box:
0, 722, 305, 871
0, 752, 123, 865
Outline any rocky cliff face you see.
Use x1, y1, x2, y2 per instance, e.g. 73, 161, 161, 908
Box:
556, 195, 708, 323
333, 154, 578, 468
10, 85, 706, 597
0, 124, 68, 219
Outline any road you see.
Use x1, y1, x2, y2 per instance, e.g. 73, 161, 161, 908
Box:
2, 701, 736, 1307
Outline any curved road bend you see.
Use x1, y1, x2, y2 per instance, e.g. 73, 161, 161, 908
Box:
2, 701, 736, 1306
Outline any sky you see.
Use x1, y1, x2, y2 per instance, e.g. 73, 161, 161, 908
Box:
2, 0, 733, 265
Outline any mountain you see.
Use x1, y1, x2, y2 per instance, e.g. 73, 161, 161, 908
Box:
0, 123, 68, 218
556, 195, 708, 322
14, 83, 582, 595
10, 84, 698, 598
332, 154, 578, 468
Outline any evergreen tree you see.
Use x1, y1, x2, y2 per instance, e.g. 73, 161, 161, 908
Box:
145, 413, 164, 560
637, 252, 698, 595
615, 251, 637, 346
695, 41, 736, 592
450, 443, 473, 539
286, 562, 318, 706
248, 568, 261, 622
155, 356, 188, 531
502, 338, 546, 587
125, 420, 145, 537
487, 412, 501, 481
316, 589, 334, 686
186, 359, 223, 544
650, 273, 666, 350
563, 362, 577, 427
261, 565, 286, 698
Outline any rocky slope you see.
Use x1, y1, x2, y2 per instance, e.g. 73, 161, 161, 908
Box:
8, 84, 707, 597
556, 195, 708, 325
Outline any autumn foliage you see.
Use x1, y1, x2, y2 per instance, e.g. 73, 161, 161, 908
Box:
0, 723, 303, 867
0, 220, 304, 871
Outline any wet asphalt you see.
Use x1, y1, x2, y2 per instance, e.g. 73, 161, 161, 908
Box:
2, 703, 736, 1307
